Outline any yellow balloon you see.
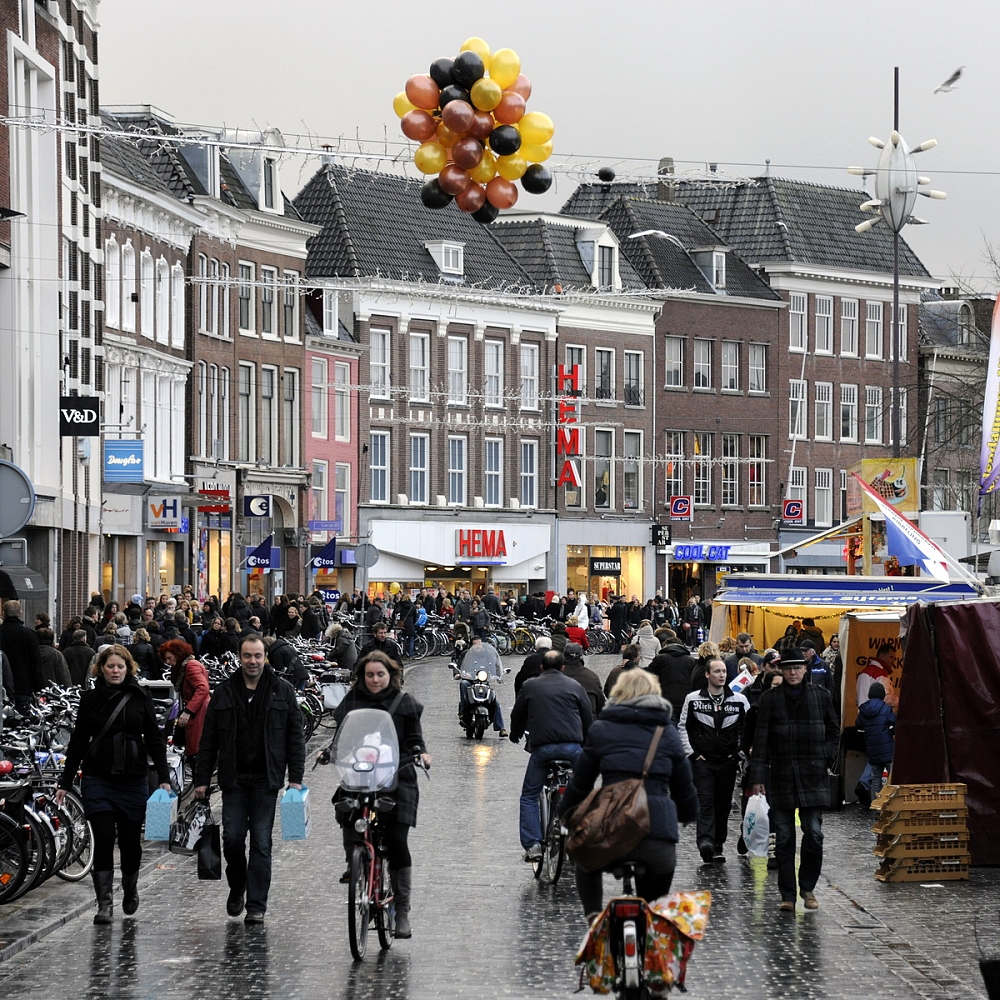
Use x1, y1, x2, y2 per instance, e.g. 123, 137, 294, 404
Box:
393, 91, 416, 119
414, 141, 448, 175
519, 112, 554, 146
497, 153, 528, 181
389, 582, 401, 595
521, 140, 553, 163
461, 36, 491, 62
469, 149, 497, 184
470, 77, 503, 112
489, 48, 520, 90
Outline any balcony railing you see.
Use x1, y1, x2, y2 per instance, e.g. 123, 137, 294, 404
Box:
623, 384, 644, 406
595, 382, 615, 401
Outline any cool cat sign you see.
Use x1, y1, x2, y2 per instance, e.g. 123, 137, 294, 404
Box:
672, 544, 732, 562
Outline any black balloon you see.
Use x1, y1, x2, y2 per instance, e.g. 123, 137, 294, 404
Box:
598, 167, 616, 183
521, 163, 553, 195
439, 84, 471, 108
429, 58, 455, 89
420, 179, 453, 210
452, 50, 485, 89
489, 125, 521, 157
472, 201, 500, 225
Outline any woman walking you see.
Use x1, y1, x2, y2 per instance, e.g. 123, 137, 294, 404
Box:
158, 639, 210, 784
55, 645, 172, 923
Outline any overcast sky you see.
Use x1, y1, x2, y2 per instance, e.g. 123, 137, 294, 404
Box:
98, 0, 1000, 290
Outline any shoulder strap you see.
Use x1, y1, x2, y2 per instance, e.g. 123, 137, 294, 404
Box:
86, 689, 135, 754
385, 690, 406, 717
641, 725, 665, 778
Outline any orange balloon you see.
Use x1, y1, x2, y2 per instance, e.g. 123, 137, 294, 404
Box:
493, 92, 526, 126
439, 164, 472, 196
405, 74, 441, 112
467, 111, 495, 141
456, 183, 487, 213
435, 122, 461, 148
441, 100, 475, 135
469, 149, 497, 184
486, 175, 518, 209
508, 74, 532, 101
452, 137, 485, 171
401, 110, 438, 142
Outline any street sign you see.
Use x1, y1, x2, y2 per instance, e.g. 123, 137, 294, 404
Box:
308, 519, 342, 532
244, 495, 271, 517
0, 461, 36, 537
354, 543, 380, 568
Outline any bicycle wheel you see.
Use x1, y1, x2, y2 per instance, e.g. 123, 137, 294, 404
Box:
53, 790, 94, 882
512, 629, 534, 654
347, 845, 370, 960
375, 859, 395, 950
532, 792, 548, 880
543, 792, 566, 885
0, 812, 28, 903
8, 809, 49, 900
412, 635, 429, 660
33, 794, 72, 876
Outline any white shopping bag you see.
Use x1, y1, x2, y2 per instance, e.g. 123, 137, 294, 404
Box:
742, 793, 770, 856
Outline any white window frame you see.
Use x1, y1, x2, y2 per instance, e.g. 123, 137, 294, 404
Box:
748, 435, 766, 507
713, 251, 726, 290
369, 327, 391, 400
334, 362, 350, 441
485, 437, 503, 507
722, 433, 740, 507
219, 367, 230, 460
334, 463, 350, 536
447, 336, 468, 405
565, 345, 585, 403
311, 357, 328, 439
520, 440, 538, 507
485, 340, 504, 408
282, 368, 300, 467
815, 468, 833, 528
815, 296, 833, 354
447, 435, 467, 505
260, 266, 278, 338
840, 384, 858, 442
259, 365, 278, 465
840, 298, 858, 356
155, 257, 169, 345
105, 235, 120, 329
237, 362, 255, 463
170, 263, 184, 349
520, 343, 539, 410
369, 430, 390, 504
197, 253, 208, 332
121, 241, 136, 332
789, 293, 806, 352
693, 339, 712, 389
889, 387, 908, 447
664, 337, 684, 387
220, 263, 231, 336
865, 301, 883, 360
814, 382, 833, 441
323, 288, 338, 336
789, 379, 808, 439
749, 343, 767, 393
693, 433, 712, 506
865, 385, 883, 444
196, 361, 207, 456
889, 304, 908, 362
788, 466, 807, 519
311, 459, 328, 526
594, 429, 613, 510
721, 341, 740, 391
140, 250, 154, 339
238, 261, 255, 334
664, 431, 684, 498
623, 430, 642, 510
595, 348, 614, 402
207, 259, 219, 335
409, 432, 428, 505
624, 351, 643, 406
408, 332, 430, 402
283, 271, 299, 340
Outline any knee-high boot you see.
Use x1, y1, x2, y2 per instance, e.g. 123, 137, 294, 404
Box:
391, 867, 412, 939
92, 870, 114, 924
121, 871, 139, 915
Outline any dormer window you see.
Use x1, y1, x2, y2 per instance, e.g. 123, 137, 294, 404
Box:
179, 137, 220, 199
713, 251, 726, 289
425, 241, 465, 277
263, 158, 276, 210
598, 245, 615, 291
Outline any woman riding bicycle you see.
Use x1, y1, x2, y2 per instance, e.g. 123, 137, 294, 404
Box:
331, 650, 431, 939
559, 669, 697, 923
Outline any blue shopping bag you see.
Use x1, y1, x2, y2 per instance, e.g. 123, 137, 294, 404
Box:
145, 788, 178, 841
279, 787, 311, 841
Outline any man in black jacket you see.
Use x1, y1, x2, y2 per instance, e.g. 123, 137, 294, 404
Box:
608, 594, 629, 650
677, 658, 749, 863
357, 623, 403, 664
194, 635, 305, 924
646, 634, 697, 723
723, 633, 763, 684
509, 650, 593, 862
562, 643, 606, 718
63, 630, 96, 686
1, 600, 42, 712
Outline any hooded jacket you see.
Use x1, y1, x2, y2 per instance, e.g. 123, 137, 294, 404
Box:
856, 696, 896, 764
635, 624, 659, 669
509, 668, 593, 750
646, 644, 697, 722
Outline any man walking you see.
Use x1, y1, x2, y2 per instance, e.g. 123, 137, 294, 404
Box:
678, 658, 748, 863
1, 600, 42, 713
194, 635, 305, 924
509, 649, 593, 861
749, 649, 839, 912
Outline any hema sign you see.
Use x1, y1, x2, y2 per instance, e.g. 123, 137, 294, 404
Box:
60, 396, 100, 436
103, 440, 145, 483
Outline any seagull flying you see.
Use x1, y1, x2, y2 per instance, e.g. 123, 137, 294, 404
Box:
933, 66, 964, 94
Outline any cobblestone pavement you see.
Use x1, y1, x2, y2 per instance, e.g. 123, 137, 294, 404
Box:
0, 653, 995, 999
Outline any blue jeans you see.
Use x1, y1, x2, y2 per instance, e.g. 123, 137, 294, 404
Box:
221, 777, 278, 914
771, 806, 824, 902
518, 743, 583, 849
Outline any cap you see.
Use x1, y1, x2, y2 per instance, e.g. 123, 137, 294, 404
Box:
799, 639, 816, 651
130, 594, 143, 605
563, 642, 584, 659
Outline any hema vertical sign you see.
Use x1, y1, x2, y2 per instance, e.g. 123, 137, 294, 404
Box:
103, 440, 145, 483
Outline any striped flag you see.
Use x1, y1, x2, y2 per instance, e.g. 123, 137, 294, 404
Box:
851, 473, 949, 583
979, 294, 1000, 506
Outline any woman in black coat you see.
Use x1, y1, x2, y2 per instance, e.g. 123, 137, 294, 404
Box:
55, 645, 171, 924
560, 668, 697, 921
128, 628, 161, 680
330, 650, 430, 939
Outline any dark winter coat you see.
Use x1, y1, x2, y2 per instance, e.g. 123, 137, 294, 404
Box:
194, 666, 305, 793
748, 682, 840, 809
856, 697, 896, 764
395, 599, 418, 637
38, 645, 72, 687
647, 644, 696, 721
723, 649, 762, 685
509, 668, 593, 750
58, 674, 170, 788
331, 684, 427, 826
329, 633, 359, 678
677, 686, 749, 762
563, 660, 606, 718
268, 636, 310, 688
63, 640, 95, 686
608, 601, 629, 634
199, 627, 237, 660
129, 641, 160, 680
560, 698, 698, 844
513, 651, 544, 695
0, 616, 42, 695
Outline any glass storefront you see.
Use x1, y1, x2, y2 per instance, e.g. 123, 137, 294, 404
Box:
146, 540, 184, 597
197, 521, 232, 603
566, 545, 644, 602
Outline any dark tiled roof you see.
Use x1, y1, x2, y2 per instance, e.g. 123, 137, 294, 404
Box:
564, 176, 933, 279
919, 298, 983, 349
100, 113, 175, 197
490, 218, 643, 292
294, 164, 534, 289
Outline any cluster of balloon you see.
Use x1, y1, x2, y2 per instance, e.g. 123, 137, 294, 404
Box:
393, 37, 555, 223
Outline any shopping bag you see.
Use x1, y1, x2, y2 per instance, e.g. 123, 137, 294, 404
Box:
170, 796, 213, 856
144, 788, 177, 841
279, 786, 311, 840
742, 792, 770, 856
197, 818, 222, 880
729, 668, 754, 697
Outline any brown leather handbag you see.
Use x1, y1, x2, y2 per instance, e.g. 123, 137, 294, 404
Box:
564, 726, 664, 873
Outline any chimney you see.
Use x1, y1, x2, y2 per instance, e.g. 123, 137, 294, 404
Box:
657, 157, 675, 202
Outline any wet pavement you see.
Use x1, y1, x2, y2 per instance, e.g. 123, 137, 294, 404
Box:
0, 653, 995, 999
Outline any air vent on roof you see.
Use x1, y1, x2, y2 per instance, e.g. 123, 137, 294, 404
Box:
702, 208, 719, 223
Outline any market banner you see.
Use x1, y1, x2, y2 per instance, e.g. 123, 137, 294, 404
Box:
979, 294, 1000, 504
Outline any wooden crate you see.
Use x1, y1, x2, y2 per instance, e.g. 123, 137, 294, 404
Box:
873, 831, 969, 859
872, 783, 967, 811
874, 854, 970, 882
872, 807, 969, 836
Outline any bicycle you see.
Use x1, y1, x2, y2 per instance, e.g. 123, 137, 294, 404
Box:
533, 758, 574, 885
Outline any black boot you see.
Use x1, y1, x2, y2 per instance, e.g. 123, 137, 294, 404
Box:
92, 870, 113, 924
121, 871, 139, 915
391, 867, 412, 939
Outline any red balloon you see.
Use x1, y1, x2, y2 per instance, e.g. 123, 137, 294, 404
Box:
0, 760, 12, 776
493, 92, 526, 125
509, 74, 532, 101
452, 137, 485, 171
405, 74, 441, 112
486, 176, 518, 209
401, 109, 438, 142
456, 183, 487, 213
441, 100, 475, 135
439, 164, 472, 196
467, 111, 495, 141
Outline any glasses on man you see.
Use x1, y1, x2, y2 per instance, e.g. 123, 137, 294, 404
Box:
781, 664, 806, 672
